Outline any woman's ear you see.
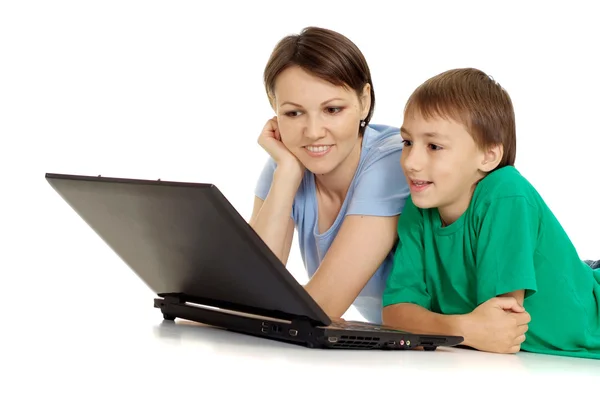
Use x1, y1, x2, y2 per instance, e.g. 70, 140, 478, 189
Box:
360, 83, 371, 120
268, 94, 277, 112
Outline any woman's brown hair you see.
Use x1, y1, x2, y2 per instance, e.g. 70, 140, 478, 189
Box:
264, 26, 375, 135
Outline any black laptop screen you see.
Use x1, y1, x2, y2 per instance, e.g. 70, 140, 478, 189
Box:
45, 174, 330, 324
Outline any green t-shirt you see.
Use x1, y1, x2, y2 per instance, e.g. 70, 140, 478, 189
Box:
383, 166, 600, 359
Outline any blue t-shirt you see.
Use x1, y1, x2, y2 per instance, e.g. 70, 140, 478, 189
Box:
254, 124, 410, 323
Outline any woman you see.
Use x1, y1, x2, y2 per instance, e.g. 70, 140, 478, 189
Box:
249, 27, 410, 324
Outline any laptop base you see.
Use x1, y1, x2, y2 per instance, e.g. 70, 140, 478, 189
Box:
154, 295, 324, 348
44, 172, 462, 351
154, 296, 448, 351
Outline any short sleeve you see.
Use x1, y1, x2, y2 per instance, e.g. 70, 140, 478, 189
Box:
475, 196, 539, 304
254, 157, 277, 200
347, 148, 410, 216
382, 197, 432, 309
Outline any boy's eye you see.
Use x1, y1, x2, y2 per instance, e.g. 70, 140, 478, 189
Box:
429, 144, 443, 151
401, 139, 412, 146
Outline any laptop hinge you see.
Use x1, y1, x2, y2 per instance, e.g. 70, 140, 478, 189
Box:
293, 315, 325, 328
159, 293, 186, 304
157, 293, 325, 327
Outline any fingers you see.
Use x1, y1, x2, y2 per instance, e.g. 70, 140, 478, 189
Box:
262, 118, 276, 133
493, 297, 525, 313
507, 332, 526, 355
507, 344, 522, 354
273, 124, 281, 141
269, 116, 279, 132
511, 317, 528, 351
517, 323, 529, 335
269, 118, 281, 139
514, 311, 531, 326
515, 334, 526, 344
258, 117, 281, 145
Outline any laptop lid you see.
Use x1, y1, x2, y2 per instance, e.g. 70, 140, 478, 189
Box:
45, 173, 331, 326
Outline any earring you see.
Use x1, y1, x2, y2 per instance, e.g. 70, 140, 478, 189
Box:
360, 120, 366, 127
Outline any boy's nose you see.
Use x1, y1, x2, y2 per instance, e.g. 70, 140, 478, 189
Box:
403, 148, 424, 172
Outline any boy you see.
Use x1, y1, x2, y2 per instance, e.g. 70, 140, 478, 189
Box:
382, 68, 600, 359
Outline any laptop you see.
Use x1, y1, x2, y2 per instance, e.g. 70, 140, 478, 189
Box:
45, 172, 464, 351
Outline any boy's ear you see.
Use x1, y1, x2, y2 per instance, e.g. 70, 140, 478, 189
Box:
480, 143, 503, 172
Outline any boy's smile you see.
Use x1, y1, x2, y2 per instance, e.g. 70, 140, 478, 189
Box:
409, 179, 433, 193
400, 112, 491, 225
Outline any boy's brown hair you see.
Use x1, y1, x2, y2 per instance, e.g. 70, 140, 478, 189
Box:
263, 26, 375, 136
404, 68, 516, 169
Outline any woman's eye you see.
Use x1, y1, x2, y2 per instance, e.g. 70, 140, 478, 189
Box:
285, 111, 301, 117
402, 140, 412, 146
429, 144, 443, 151
326, 107, 342, 114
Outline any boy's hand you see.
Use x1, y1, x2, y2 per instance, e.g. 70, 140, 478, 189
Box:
462, 297, 530, 354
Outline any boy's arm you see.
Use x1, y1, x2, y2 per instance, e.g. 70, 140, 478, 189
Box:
383, 195, 534, 353
461, 195, 538, 353
381, 198, 469, 340
382, 303, 466, 338
383, 296, 530, 352
474, 196, 539, 305
382, 197, 432, 313
498, 290, 525, 307
380, 197, 459, 333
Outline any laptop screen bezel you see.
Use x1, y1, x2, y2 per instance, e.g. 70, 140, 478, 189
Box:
45, 172, 333, 327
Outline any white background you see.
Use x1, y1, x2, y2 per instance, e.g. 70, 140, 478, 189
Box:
1, 0, 599, 397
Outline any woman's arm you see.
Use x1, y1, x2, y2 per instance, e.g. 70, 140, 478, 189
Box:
250, 172, 399, 318
251, 193, 399, 319
249, 165, 300, 265
250, 117, 304, 264
302, 143, 408, 318
304, 213, 399, 318
250, 124, 407, 318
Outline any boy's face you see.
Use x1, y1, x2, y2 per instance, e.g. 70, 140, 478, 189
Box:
400, 112, 487, 224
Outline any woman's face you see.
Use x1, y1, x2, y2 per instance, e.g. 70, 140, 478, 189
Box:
272, 65, 370, 175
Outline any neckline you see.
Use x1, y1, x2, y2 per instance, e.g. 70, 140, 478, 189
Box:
432, 174, 492, 235
433, 207, 466, 235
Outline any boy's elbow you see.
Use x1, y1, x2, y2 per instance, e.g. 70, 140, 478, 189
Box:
382, 302, 425, 327
382, 306, 392, 325
382, 303, 405, 326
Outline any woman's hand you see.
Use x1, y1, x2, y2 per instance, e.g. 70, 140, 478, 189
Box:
258, 117, 304, 179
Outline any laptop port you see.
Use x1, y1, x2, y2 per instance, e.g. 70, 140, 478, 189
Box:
328, 336, 338, 343
289, 329, 298, 337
